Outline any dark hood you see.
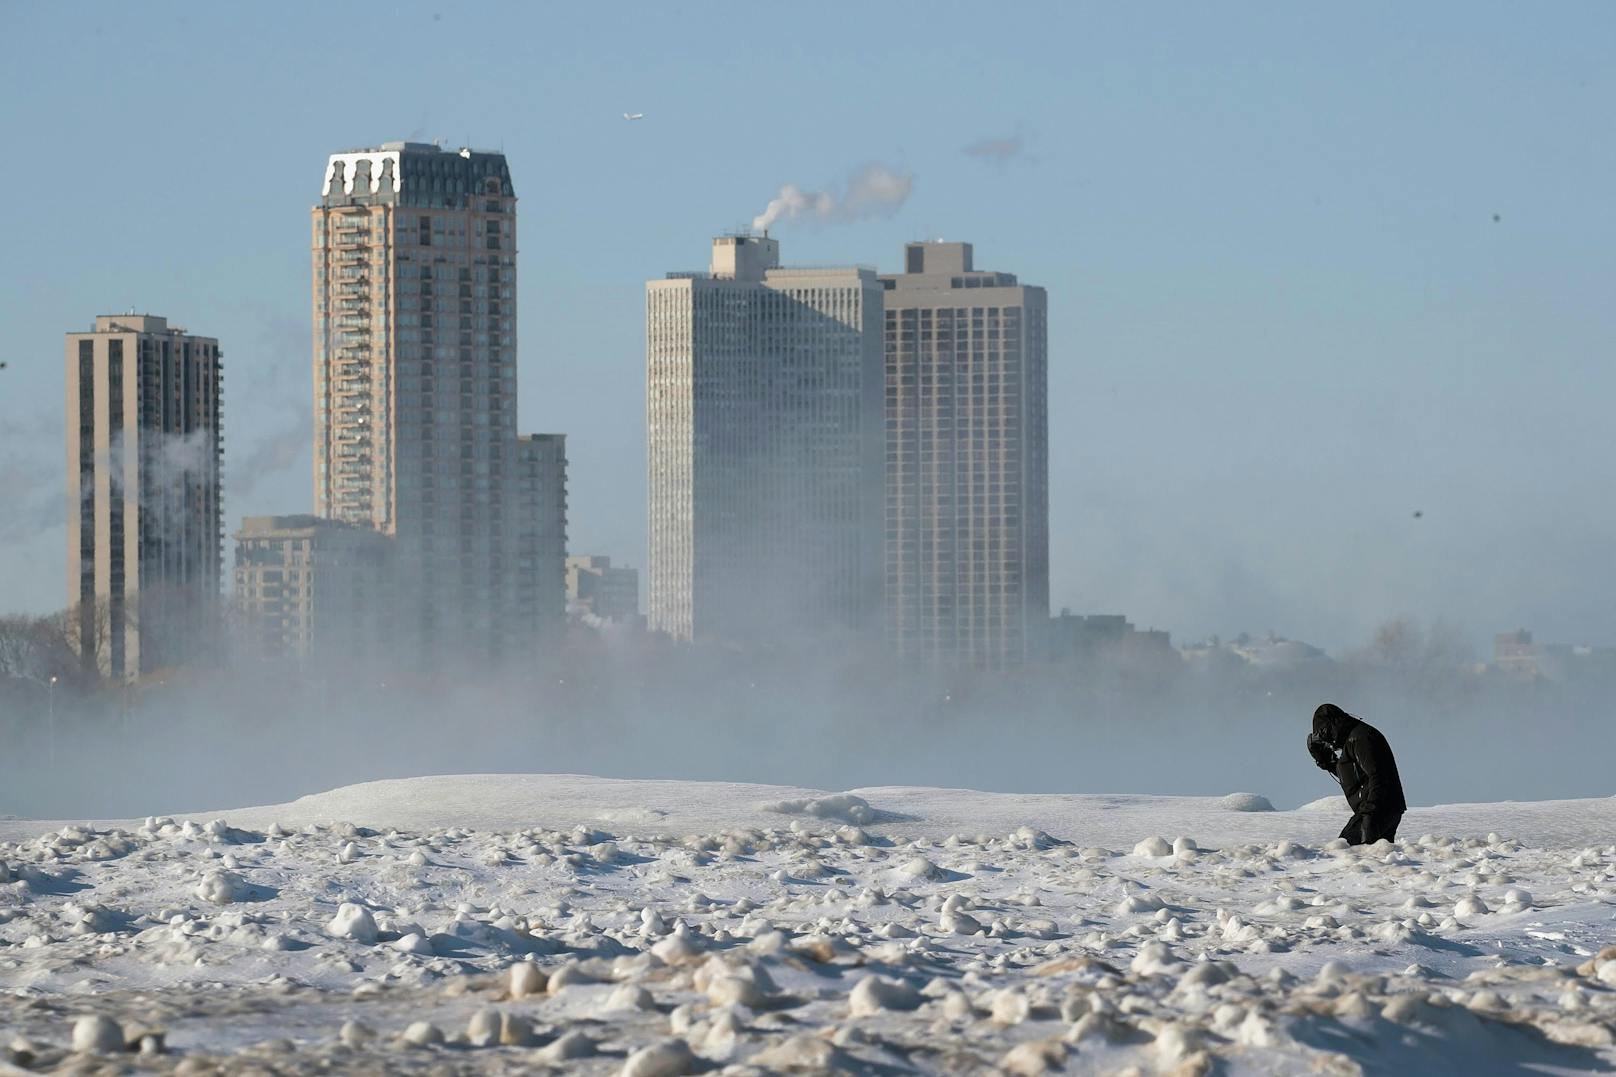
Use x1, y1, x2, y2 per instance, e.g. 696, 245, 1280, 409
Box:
1312, 703, 1359, 748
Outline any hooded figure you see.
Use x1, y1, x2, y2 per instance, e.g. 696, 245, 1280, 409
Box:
1308, 703, 1406, 846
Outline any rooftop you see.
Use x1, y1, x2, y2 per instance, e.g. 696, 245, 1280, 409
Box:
335, 141, 506, 157
78, 314, 214, 338
321, 142, 514, 204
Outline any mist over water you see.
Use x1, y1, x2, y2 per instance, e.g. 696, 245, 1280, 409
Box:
1, 631, 1605, 822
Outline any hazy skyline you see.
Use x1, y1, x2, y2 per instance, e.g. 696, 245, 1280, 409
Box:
2, 2, 1613, 653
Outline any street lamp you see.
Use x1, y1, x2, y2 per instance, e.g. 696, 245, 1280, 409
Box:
47, 675, 58, 767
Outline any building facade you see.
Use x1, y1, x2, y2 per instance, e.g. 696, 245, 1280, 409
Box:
646, 236, 884, 642
312, 142, 563, 661
65, 314, 222, 679
232, 515, 391, 661
881, 242, 1048, 669
512, 434, 568, 644
566, 555, 640, 620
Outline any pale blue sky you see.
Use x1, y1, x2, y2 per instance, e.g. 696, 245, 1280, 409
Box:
2, 2, 1612, 652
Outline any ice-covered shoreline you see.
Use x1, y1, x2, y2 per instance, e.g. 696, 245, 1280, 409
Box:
2, 774, 1614, 1074
4, 771, 1612, 847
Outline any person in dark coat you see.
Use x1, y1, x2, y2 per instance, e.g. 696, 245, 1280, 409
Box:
1307, 703, 1407, 845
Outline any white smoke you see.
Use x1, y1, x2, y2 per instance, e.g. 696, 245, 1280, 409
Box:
751, 163, 914, 232
95, 428, 217, 496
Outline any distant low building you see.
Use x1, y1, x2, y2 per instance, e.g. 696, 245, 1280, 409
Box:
1229, 633, 1330, 671
1492, 628, 1616, 683
1179, 632, 1332, 676
233, 515, 391, 661
1045, 611, 1176, 670
566, 555, 639, 621
1493, 629, 1545, 678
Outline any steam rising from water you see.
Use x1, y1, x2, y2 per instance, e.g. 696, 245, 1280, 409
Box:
1, 626, 1604, 821
751, 164, 914, 232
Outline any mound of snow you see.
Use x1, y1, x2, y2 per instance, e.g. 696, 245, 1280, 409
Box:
622, 1039, 694, 1077
1218, 792, 1275, 812
72, 1014, 124, 1053
509, 961, 546, 998
897, 856, 942, 879
1296, 795, 1350, 813
327, 902, 378, 943
194, 869, 246, 905
596, 807, 669, 826
759, 793, 876, 825
849, 975, 923, 1015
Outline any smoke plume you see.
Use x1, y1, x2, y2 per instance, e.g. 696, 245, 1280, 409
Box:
232, 410, 313, 501
751, 163, 913, 232
962, 134, 1024, 164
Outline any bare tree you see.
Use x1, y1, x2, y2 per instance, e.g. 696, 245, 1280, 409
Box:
0, 613, 79, 687
50, 597, 133, 684
1362, 617, 1420, 670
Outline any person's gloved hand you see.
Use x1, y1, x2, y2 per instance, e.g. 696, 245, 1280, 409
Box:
1306, 732, 1337, 772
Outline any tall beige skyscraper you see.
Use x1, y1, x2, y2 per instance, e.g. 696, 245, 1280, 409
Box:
65, 314, 222, 679
311, 142, 563, 661
646, 235, 884, 642
881, 242, 1048, 669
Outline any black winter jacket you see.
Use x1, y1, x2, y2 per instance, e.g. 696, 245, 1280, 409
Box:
1313, 704, 1407, 816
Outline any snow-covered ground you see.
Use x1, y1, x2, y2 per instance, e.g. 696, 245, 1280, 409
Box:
2, 774, 1614, 1074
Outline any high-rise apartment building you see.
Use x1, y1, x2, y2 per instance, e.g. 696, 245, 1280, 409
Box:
233, 515, 391, 662
512, 434, 568, 644
881, 242, 1048, 669
312, 141, 563, 661
65, 314, 222, 679
646, 236, 884, 642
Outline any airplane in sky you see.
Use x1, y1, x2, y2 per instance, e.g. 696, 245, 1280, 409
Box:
623, 112, 644, 121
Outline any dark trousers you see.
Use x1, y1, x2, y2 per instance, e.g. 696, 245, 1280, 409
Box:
1341, 810, 1403, 846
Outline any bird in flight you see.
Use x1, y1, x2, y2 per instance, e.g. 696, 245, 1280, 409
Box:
623, 112, 645, 121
